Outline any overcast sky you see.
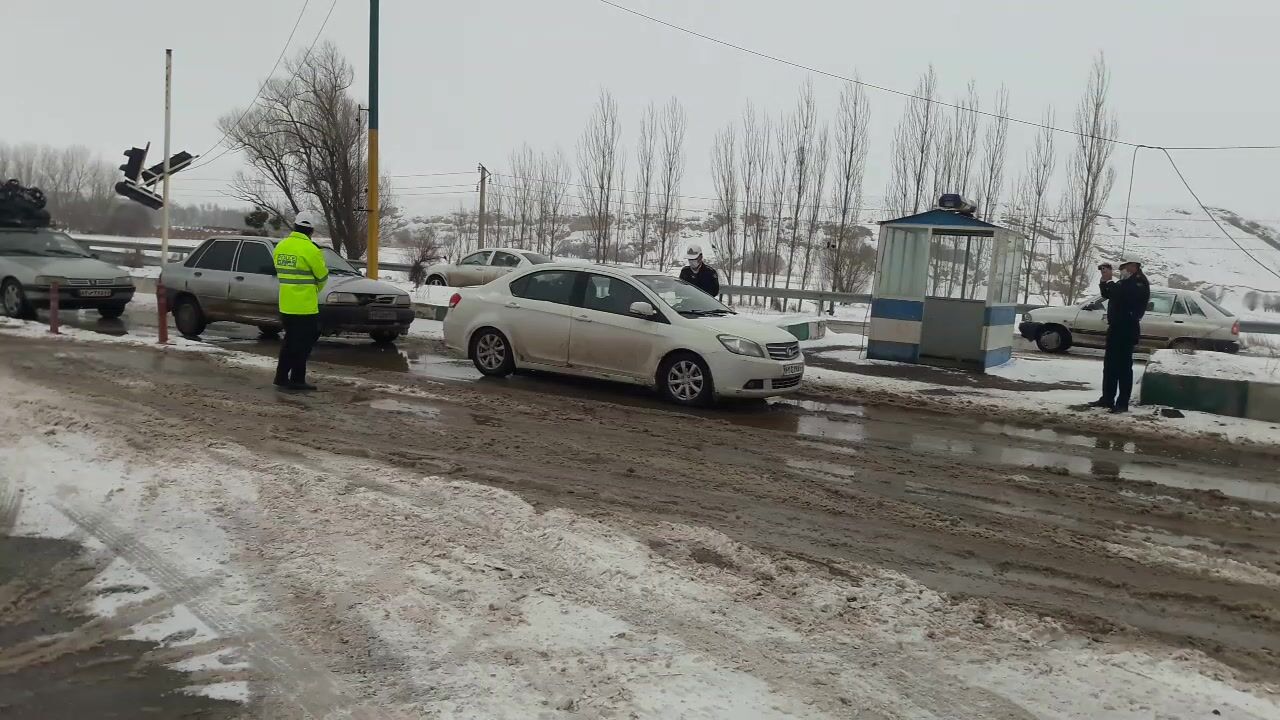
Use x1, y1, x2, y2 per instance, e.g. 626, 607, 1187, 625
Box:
5, 0, 1278, 220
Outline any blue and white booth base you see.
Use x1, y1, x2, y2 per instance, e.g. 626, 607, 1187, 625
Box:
866, 202, 1026, 373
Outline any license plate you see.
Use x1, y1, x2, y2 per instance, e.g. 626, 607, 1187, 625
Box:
368, 308, 397, 320
782, 363, 804, 376
78, 289, 111, 297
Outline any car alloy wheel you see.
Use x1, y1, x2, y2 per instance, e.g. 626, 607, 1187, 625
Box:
428, 276, 446, 286
1041, 330, 1061, 350
2, 282, 23, 316
667, 360, 705, 402
476, 333, 507, 371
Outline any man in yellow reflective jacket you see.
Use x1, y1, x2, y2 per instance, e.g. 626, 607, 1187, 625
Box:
272, 211, 329, 391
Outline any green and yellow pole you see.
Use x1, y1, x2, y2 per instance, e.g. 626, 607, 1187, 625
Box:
366, 0, 380, 279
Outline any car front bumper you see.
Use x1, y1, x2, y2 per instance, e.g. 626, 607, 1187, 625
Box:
23, 284, 135, 310
317, 305, 414, 335
1018, 321, 1042, 340
706, 350, 805, 398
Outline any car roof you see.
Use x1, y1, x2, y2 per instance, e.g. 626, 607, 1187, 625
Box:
517, 262, 666, 276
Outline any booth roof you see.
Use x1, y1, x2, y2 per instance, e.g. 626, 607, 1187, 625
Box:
879, 209, 1005, 233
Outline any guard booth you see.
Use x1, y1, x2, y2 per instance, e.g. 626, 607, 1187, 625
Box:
867, 197, 1025, 372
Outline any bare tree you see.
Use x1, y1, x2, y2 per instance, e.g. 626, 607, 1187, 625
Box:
655, 97, 686, 269
929, 82, 980, 293
827, 79, 870, 295
544, 148, 571, 257
738, 102, 768, 289
797, 126, 830, 307
967, 86, 1011, 297
612, 151, 627, 263
577, 89, 620, 263
767, 116, 793, 295
509, 144, 540, 249
633, 102, 657, 267
885, 66, 939, 217
407, 226, 442, 288
783, 81, 819, 295
1017, 108, 1057, 303
220, 42, 392, 259
1062, 54, 1118, 303
711, 123, 739, 294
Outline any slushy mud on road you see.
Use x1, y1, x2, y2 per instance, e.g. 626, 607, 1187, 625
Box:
1, 335, 1278, 717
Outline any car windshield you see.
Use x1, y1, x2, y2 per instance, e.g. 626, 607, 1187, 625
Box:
1197, 293, 1235, 318
635, 274, 733, 316
320, 247, 362, 276
0, 230, 92, 258
522, 251, 551, 265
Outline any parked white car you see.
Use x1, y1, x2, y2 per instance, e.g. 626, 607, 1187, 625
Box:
423, 247, 551, 287
1019, 286, 1240, 354
443, 264, 805, 405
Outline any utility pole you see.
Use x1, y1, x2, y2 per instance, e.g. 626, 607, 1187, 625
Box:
477, 164, 489, 246
366, 0, 380, 279
160, 49, 173, 266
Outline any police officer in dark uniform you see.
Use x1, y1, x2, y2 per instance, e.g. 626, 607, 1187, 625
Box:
1090, 260, 1150, 413
679, 244, 720, 297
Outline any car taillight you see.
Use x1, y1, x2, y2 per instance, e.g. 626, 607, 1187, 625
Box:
449, 293, 462, 309
1231, 320, 1239, 336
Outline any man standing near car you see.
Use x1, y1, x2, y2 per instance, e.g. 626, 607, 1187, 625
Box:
272, 211, 328, 391
1090, 260, 1149, 413
680, 244, 720, 297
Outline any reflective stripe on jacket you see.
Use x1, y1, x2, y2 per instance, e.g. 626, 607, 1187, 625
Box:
273, 232, 329, 315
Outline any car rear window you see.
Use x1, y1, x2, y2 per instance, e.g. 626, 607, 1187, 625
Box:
522, 252, 551, 265
510, 270, 578, 305
1198, 294, 1235, 317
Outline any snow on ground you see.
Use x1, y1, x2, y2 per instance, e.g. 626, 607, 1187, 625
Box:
1148, 348, 1280, 382
801, 329, 1280, 447
0, 316, 212, 352
3, 372, 1278, 718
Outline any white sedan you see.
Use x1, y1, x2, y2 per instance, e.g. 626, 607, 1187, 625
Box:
424, 247, 551, 287
443, 264, 805, 405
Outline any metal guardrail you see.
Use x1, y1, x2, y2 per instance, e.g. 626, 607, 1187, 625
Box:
72, 238, 1280, 335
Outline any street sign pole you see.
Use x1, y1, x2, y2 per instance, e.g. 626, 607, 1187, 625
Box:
366, 0, 380, 279
161, 49, 173, 266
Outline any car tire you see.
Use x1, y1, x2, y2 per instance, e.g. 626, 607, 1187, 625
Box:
658, 352, 715, 407
1, 278, 35, 319
1035, 325, 1072, 353
470, 327, 514, 377
173, 296, 207, 338
1170, 338, 1198, 352
427, 275, 447, 286
97, 304, 126, 320
370, 330, 400, 344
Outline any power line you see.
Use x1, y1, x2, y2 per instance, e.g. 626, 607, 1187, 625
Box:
387, 171, 475, 178
187, 0, 340, 173
595, 0, 1280, 152
1160, 148, 1280, 281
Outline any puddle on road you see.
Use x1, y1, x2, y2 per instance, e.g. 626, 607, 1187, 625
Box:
368, 397, 442, 419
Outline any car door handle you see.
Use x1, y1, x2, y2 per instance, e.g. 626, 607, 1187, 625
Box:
234, 275, 245, 281
1173, 320, 1184, 324
193, 271, 202, 277
575, 315, 593, 323
505, 301, 520, 309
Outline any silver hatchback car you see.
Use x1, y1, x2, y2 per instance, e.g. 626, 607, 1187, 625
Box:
161, 235, 414, 343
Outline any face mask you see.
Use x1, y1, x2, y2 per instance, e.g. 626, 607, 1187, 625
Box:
687, 258, 700, 268
1118, 269, 1132, 281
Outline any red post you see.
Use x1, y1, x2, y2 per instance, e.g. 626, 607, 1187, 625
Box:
156, 279, 169, 345
48, 281, 60, 334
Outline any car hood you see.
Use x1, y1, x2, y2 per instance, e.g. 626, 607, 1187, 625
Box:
1, 256, 125, 280
687, 314, 800, 345
323, 274, 409, 296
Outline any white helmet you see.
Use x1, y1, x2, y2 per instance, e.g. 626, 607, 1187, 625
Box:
685, 244, 703, 260
294, 210, 318, 230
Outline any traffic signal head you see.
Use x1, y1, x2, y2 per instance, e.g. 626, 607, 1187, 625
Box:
120, 147, 148, 181
114, 180, 163, 210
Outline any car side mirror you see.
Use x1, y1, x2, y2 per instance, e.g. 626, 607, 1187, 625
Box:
629, 301, 657, 318
1084, 302, 1101, 311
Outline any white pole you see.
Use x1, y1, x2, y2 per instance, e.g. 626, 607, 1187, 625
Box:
160, 48, 173, 266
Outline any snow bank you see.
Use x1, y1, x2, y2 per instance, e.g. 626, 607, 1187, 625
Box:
1148, 348, 1280, 383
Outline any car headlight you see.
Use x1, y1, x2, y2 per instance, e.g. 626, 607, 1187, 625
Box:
718, 335, 765, 358
326, 292, 359, 305
34, 275, 68, 287
392, 294, 410, 307
115, 276, 134, 286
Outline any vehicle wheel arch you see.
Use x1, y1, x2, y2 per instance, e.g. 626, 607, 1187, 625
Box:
655, 349, 715, 406
1169, 337, 1199, 352
1035, 323, 1073, 353
653, 347, 704, 385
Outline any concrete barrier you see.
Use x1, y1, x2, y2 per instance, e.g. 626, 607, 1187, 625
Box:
1139, 350, 1280, 421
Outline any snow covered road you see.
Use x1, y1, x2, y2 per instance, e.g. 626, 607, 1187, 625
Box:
1, 335, 1278, 718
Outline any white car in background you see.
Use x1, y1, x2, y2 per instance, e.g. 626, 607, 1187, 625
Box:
443, 264, 805, 405
423, 247, 551, 287
1019, 286, 1240, 354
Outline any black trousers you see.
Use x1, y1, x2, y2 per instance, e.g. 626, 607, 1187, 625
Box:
275, 313, 320, 385
1100, 331, 1137, 408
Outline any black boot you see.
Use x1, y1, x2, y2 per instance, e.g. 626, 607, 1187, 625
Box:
1109, 405, 1129, 414
1087, 398, 1113, 409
